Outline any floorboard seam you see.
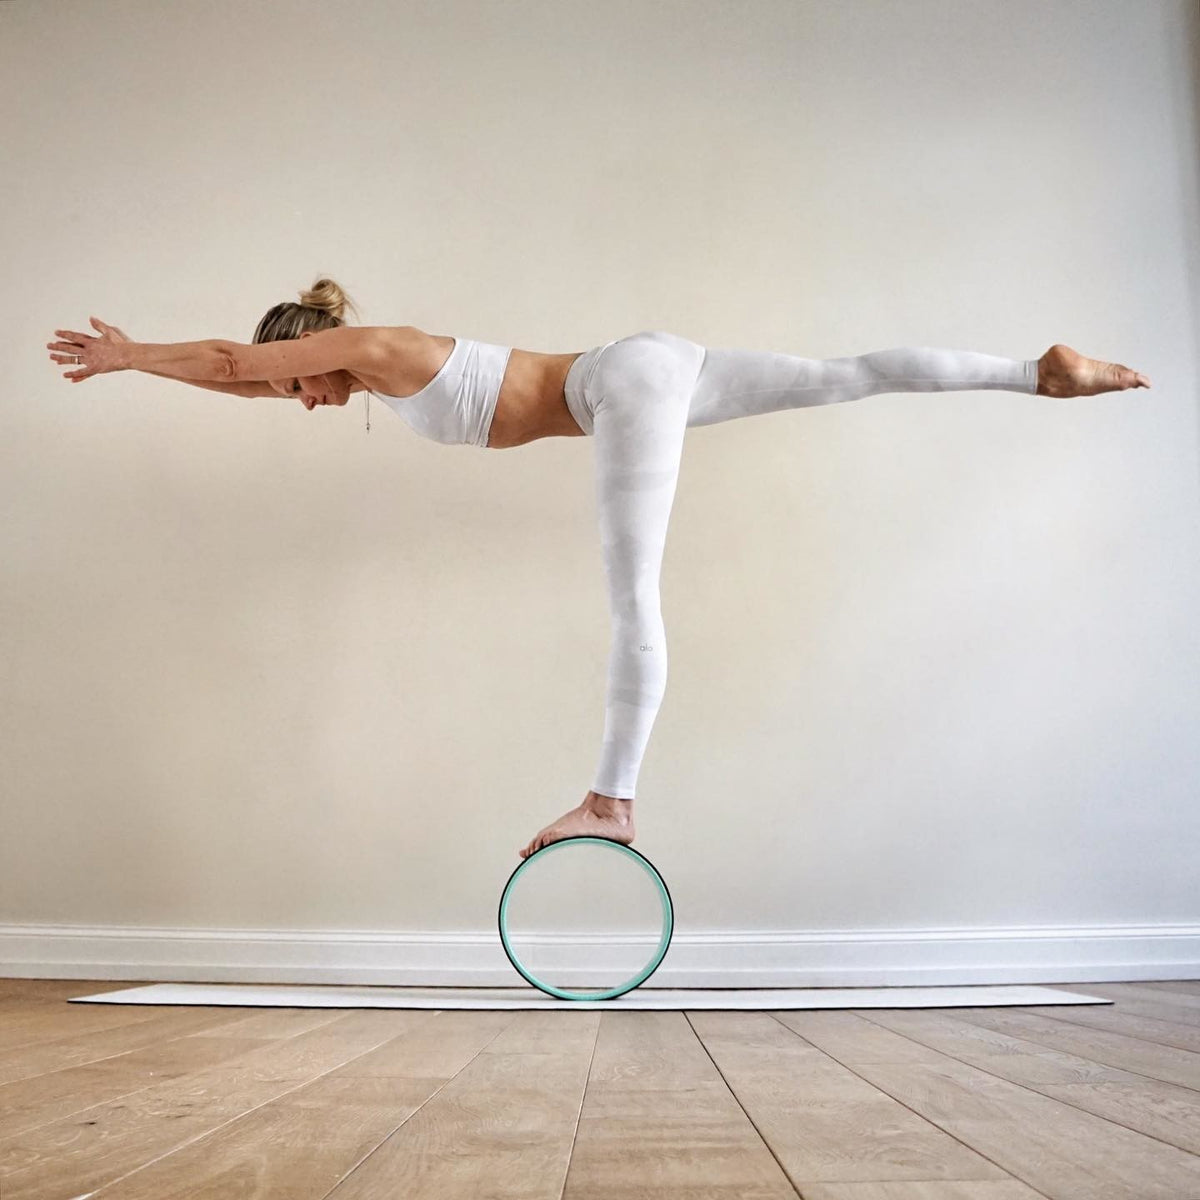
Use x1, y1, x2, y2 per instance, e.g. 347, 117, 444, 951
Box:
766, 1010, 1056, 1200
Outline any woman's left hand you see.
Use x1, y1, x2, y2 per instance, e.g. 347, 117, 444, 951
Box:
47, 317, 131, 382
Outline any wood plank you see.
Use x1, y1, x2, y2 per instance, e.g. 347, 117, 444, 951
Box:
321, 1011, 598, 1200
0, 979, 134, 1003
1089, 983, 1200, 1011
563, 1011, 799, 1199
1089, 984, 1200, 1012
1137, 980, 1200, 998
0, 1006, 426, 1147
0, 1008, 456, 1195
843, 1033, 1200, 1199
799, 1183, 1045, 1199
130, 1008, 431, 1083
184, 1009, 357, 1041
0, 1003, 198, 1055
0, 1064, 319, 1200
25, 1011, 512, 1200
1070, 984, 1200, 1027
686, 1011, 1010, 1187
766, 1011, 946, 1067
328, 1007, 519, 1075
1015, 1003, 1200, 1055
941, 1006, 1200, 1092
0, 1034, 276, 1141
0, 1009, 298, 1086
478, 1009, 599, 1057
820, 1008, 1200, 1155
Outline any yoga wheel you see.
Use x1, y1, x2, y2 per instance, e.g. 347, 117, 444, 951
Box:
498, 836, 675, 1001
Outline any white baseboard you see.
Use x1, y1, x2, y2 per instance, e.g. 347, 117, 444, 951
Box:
1, 921, 1196, 986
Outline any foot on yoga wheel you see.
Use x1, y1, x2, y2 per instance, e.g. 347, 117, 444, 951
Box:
519, 790, 635, 860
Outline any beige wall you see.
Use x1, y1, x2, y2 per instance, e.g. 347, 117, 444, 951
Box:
2, 0, 1197, 970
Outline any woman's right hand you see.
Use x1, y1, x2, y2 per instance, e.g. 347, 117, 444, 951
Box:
47, 317, 133, 377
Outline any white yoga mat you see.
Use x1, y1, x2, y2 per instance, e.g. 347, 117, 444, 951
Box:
71, 983, 1112, 1011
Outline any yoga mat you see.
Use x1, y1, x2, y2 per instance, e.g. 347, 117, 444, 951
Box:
70, 983, 1112, 1011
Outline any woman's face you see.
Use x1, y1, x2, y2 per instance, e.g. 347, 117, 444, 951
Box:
271, 370, 353, 410
268, 330, 357, 411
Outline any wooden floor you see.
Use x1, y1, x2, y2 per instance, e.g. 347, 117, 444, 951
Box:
1, 979, 1199, 1199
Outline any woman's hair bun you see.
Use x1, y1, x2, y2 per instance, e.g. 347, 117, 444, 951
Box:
251, 275, 365, 345
299, 277, 361, 324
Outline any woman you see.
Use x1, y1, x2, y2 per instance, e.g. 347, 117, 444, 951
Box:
48, 278, 1151, 862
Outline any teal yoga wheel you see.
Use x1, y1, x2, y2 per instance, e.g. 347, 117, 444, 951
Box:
498, 836, 674, 1000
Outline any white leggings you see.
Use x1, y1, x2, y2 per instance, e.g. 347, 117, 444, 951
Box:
563, 330, 1039, 800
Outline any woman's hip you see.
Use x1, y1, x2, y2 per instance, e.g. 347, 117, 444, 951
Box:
564, 331, 706, 437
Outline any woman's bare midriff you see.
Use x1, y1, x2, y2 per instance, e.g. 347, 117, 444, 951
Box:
488, 346, 588, 448
356, 327, 587, 449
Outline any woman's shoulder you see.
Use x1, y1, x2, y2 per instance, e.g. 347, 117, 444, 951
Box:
375, 325, 457, 360
360, 326, 457, 398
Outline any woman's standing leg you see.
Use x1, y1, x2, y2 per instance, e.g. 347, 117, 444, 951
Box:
519, 331, 705, 859
588, 332, 705, 800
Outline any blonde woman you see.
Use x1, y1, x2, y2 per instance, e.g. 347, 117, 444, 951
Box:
48, 278, 1151, 862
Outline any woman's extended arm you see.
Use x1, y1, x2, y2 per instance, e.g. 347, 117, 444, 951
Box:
123, 339, 235, 381
49, 319, 270, 396
54, 319, 378, 389
140, 371, 275, 398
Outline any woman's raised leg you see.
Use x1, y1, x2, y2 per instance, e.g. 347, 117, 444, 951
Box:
687, 344, 1040, 427
686, 341, 1150, 428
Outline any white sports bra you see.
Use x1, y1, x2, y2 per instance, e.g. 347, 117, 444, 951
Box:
375, 337, 512, 448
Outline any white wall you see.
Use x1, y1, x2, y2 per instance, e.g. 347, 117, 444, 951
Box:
2, 0, 1197, 984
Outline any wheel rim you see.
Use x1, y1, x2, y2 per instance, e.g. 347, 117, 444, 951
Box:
498, 836, 674, 1001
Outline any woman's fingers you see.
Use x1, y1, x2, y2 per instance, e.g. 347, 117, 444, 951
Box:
49, 331, 86, 374
48, 343, 85, 369
47, 325, 108, 381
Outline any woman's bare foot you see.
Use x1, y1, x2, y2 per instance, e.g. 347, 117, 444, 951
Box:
519, 790, 636, 860
1037, 344, 1150, 397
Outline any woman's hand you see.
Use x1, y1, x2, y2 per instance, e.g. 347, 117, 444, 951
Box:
47, 317, 132, 382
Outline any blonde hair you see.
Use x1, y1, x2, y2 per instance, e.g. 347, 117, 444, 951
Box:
251, 276, 363, 344
252, 277, 375, 427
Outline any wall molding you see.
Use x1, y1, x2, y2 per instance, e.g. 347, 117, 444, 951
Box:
1, 921, 1196, 987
